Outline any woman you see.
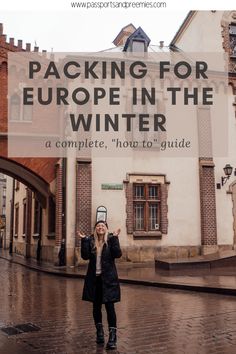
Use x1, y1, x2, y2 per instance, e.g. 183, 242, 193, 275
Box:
78, 221, 122, 350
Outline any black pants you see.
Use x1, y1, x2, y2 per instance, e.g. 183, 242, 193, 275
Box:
93, 275, 117, 328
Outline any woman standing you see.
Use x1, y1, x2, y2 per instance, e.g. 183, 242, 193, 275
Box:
78, 221, 122, 350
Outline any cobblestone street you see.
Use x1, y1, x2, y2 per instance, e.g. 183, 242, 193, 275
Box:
1, 258, 236, 354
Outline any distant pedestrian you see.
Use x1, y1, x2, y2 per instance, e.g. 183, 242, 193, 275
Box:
58, 238, 66, 266
78, 221, 122, 350
36, 238, 41, 261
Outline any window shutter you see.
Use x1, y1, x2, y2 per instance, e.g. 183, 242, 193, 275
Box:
160, 183, 168, 234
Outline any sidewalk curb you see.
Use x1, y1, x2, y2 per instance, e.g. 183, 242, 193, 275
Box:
1, 254, 236, 296
0, 254, 85, 279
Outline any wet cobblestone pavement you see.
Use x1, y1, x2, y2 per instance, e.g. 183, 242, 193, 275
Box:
1, 258, 236, 354
2, 250, 236, 295
116, 264, 236, 292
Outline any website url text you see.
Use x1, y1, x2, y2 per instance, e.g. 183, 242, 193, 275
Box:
71, 1, 167, 9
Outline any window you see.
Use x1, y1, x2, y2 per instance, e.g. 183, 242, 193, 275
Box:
48, 196, 56, 234
34, 199, 42, 235
124, 27, 150, 52
127, 93, 164, 149
10, 94, 21, 121
23, 199, 26, 236
15, 180, 20, 191
125, 174, 169, 237
10, 90, 32, 122
133, 184, 160, 231
229, 24, 236, 57
14, 204, 19, 236
132, 40, 145, 52
2, 206, 6, 216
23, 104, 33, 121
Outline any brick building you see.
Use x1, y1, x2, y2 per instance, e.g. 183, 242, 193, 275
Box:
1, 11, 236, 265
0, 24, 62, 263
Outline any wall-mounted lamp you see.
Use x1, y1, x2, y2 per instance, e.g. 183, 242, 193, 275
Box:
216, 164, 235, 189
96, 205, 107, 223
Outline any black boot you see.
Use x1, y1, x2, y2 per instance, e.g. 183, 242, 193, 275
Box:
96, 323, 104, 344
106, 327, 117, 350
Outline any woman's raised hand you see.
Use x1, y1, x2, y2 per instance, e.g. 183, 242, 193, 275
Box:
77, 230, 86, 238
113, 228, 121, 237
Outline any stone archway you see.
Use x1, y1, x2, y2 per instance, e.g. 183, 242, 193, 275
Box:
0, 156, 52, 208
0, 156, 63, 263
0, 157, 53, 259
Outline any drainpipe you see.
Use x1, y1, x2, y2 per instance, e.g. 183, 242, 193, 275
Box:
61, 157, 67, 265
36, 205, 42, 262
9, 179, 15, 254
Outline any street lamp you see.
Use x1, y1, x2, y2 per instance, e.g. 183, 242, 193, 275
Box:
216, 164, 234, 189
222, 164, 233, 185
96, 206, 107, 223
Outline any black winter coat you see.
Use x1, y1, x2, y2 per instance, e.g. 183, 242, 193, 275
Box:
81, 233, 122, 303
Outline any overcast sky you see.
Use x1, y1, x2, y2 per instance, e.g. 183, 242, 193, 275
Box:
0, 10, 188, 52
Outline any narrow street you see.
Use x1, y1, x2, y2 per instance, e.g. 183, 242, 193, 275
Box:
0, 258, 236, 354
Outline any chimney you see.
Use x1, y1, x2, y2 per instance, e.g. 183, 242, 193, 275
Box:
1, 34, 6, 42
34, 46, 39, 52
10, 37, 14, 46
159, 41, 164, 48
18, 40, 23, 49
50, 51, 55, 61
0, 23, 3, 35
26, 43, 31, 51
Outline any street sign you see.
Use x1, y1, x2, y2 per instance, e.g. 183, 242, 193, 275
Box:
101, 184, 123, 190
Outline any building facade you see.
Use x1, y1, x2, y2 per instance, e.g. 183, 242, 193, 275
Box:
73, 11, 236, 263
1, 10, 236, 265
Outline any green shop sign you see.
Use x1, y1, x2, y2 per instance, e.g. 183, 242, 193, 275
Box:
101, 184, 123, 190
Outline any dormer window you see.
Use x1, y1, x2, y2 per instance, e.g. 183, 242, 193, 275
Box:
132, 40, 145, 52
123, 26, 150, 53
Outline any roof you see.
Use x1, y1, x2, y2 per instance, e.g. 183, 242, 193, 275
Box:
113, 23, 136, 46
169, 11, 196, 46
100, 44, 170, 53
